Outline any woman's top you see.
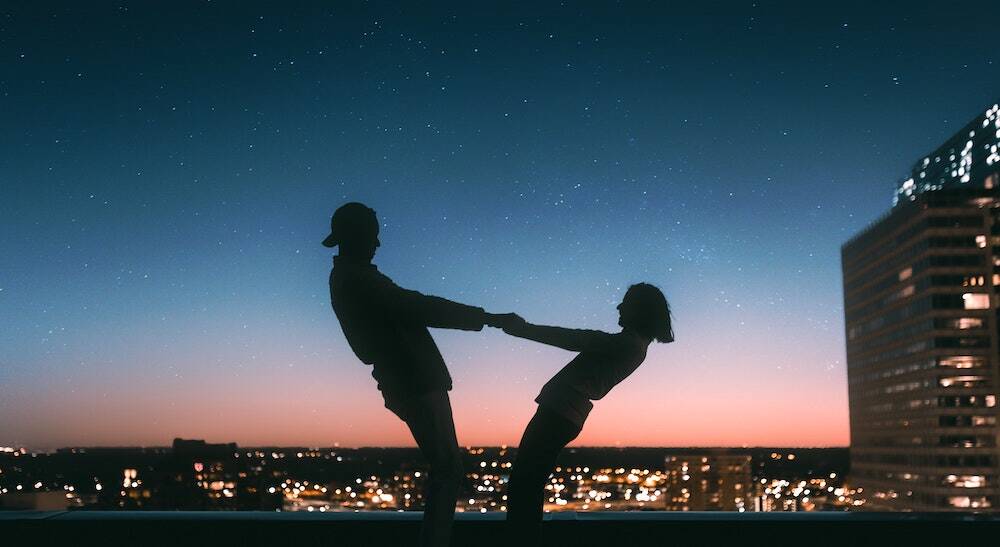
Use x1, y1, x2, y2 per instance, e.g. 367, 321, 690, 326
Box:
505, 323, 649, 427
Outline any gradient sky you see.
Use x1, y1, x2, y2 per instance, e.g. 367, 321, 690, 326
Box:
2, 1, 999, 449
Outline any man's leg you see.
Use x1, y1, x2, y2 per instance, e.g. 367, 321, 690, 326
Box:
506, 406, 582, 540
396, 390, 464, 547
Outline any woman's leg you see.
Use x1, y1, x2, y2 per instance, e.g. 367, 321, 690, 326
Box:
506, 406, 582, 539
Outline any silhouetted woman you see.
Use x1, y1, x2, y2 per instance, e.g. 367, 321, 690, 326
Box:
502, 283, 674, 539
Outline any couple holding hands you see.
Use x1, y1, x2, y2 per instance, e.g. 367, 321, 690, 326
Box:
324, 202, 674, 546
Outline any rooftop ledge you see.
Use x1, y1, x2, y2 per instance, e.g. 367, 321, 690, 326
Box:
3, 511, 1000, 545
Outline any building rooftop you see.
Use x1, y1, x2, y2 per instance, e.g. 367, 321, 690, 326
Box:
2, 511, 999, 545
893, 101, 1000, 205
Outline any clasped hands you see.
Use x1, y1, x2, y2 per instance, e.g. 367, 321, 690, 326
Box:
484, 312, 526, 331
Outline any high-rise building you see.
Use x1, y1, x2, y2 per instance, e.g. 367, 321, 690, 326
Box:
843, 102, 1000, 511
662, 453, 752, 511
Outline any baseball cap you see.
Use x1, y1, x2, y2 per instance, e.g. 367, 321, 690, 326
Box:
322, 202, 378, 247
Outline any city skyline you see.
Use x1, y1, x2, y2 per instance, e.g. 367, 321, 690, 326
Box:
0, 439, 851, 513
4, 2, 1000, 449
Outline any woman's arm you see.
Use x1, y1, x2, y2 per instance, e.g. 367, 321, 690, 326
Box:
503, 321, 617, 353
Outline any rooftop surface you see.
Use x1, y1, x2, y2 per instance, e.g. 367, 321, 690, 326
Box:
3, 511, 1000, 545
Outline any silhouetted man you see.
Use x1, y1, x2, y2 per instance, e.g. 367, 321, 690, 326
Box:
323, 202, 510, 547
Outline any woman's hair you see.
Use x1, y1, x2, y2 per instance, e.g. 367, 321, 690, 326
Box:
626, 283, 674, 343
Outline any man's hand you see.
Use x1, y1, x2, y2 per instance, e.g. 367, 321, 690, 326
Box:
485, 312, 526, 330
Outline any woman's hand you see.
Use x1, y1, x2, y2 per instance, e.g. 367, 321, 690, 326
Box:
485, 312, 526, 330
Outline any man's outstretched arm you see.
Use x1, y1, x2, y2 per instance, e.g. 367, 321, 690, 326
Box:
374, 276, 507, 331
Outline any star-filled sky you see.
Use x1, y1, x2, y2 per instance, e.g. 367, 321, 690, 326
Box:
2, 1, 999, 449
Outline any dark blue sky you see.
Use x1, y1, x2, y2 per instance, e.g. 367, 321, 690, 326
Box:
2, 1, 999, 448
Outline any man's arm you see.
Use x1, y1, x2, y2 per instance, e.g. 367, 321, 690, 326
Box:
371, 274, 488, 331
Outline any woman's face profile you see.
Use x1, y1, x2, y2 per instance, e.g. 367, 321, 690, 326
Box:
616, 290, 639, 328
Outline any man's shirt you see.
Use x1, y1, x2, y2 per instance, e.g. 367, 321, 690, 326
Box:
329, 255, 487, 399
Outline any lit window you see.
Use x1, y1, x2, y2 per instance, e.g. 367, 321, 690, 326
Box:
962, 293, 990, 309
949, 496, 971, 508
937, 356, 985, 369
948, 496, 991, 508
944, 475, 986, 488
963, 276, 985, 287
956, 317, 983, 329
939, 376, 987, 388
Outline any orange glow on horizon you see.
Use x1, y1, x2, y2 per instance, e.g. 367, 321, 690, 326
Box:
2, 327, 850, 449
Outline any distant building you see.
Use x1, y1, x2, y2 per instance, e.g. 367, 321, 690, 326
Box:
0, 491, 73, 510
843, 102, 1000, 511
662, 454, 752, 511
158, 438, 260, 510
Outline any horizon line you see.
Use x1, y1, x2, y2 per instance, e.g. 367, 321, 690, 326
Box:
5, 443, 850, 451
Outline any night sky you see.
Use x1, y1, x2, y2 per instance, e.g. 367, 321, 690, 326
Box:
3, 1, 999, 449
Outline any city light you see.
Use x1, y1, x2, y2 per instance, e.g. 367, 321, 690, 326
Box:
0, 442, 855, 513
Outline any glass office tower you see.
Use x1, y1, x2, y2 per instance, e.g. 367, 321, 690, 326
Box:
844, 102, 1000, 511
